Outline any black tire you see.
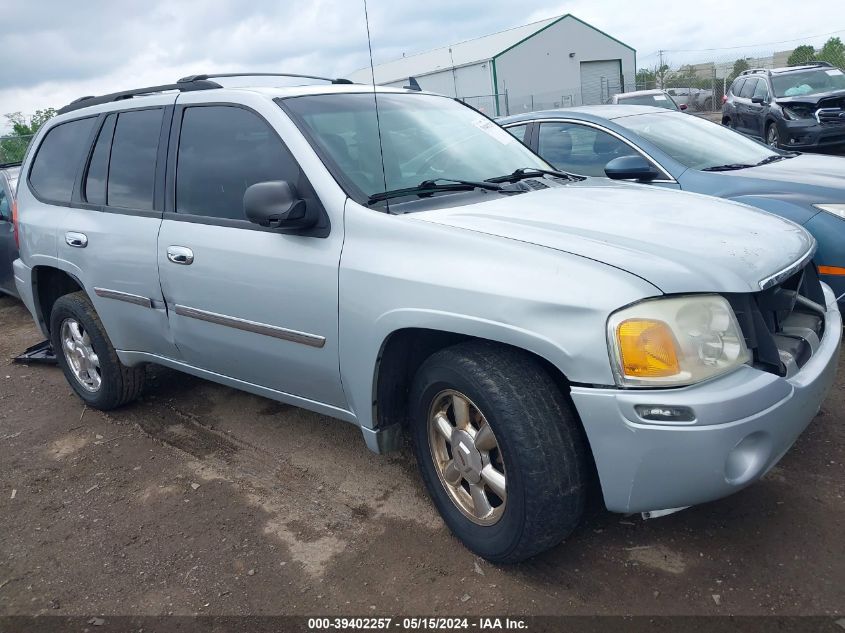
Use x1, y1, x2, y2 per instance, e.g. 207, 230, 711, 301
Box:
50, 291, 145, 410
766, 122, 781, 148
409, 340, 588, 563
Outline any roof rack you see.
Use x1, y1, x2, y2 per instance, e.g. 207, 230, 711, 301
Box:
57, 79, 223, 115
177, 73, 354, 85
740, 68, 770, 76
0, 161, 22, 169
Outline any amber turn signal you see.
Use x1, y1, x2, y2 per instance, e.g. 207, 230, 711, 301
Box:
616, 319, 680, 378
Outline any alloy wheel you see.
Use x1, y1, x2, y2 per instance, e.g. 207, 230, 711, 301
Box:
60, 318, 102, 392
427, 390, 506, 525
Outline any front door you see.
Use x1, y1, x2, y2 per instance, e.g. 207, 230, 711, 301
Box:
157, 101, 346, 408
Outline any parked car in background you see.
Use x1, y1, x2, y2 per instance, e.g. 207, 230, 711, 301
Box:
666, 87, 715, 111
722, 62, 845, 152
500, 105, 845, 307
0, 162, 20, 298
13, 76, 840, 563
606, 89, 685, 110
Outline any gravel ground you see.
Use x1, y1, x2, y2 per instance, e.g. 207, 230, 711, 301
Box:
0, 293, 843, 617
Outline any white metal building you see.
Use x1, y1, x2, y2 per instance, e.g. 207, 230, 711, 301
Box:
348, 14, 636, 115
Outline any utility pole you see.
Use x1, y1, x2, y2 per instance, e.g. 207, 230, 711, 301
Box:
658, 49, 665, 89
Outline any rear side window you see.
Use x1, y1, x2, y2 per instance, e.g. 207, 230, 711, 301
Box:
29, 117, 96, 203
84, 114, 116, 206
175, 106, 301, 220
739, 78, 758, 99
107, 109, 162, 209
730, 78, 746, 96
0, 187, 9, 221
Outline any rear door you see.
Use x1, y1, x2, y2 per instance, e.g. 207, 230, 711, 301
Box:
735, 78, 758, 134
57, 97, 180, 359
156, 98, 346, 409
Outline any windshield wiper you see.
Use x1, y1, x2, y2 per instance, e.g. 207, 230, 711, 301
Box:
366, 178, 502, 205
485, 167, 584, 183
755, 154, 794, 166
700, 163, 755, 172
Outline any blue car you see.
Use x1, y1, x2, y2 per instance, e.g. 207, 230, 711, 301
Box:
499, 105, 845, 306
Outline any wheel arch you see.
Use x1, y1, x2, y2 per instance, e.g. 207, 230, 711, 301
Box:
31, 265, 86, 335
372, 326, 580, 442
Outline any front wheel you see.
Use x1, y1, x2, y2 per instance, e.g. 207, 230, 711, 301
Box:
767, 123, 781, 148
50, 291, 145, 410
409, 341, 588, 563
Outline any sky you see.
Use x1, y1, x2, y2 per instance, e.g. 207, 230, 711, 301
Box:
2, 0, 844, 133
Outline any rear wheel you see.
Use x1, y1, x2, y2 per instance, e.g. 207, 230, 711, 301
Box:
409, 341, 588, 563
50, 291, 145, 410
767, 123, 781, 148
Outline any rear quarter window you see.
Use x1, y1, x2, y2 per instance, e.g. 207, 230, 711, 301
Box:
28, 117, 97, 203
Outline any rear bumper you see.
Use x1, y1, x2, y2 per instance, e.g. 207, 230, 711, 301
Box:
571, 283, 841, 514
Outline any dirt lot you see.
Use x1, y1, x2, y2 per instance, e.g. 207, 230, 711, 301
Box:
0, 293, 843, 617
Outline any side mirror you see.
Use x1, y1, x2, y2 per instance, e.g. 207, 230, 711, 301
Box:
751, 96, 765, 104
679, 103, 688, 111
604, 155, 661, 182
243, 181, 317, 231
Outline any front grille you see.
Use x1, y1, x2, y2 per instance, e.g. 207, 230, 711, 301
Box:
817, 108, 845, 124
726, 263, 826, 376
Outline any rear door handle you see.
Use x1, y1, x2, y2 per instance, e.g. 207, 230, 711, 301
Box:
166, 246, 194, 265
65, 232, 88, 248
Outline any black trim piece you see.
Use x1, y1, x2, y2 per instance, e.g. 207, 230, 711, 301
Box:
177, 72, 353, 85
57, 80, 222, 115
165, 101, 329, 237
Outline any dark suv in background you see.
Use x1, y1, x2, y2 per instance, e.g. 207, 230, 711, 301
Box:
722, 62, 845, 152
0, 162, 20, 297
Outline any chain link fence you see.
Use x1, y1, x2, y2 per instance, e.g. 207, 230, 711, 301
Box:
0, 133, 34, 164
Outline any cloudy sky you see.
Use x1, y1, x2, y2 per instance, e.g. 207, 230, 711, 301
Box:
2, 0, 843, 132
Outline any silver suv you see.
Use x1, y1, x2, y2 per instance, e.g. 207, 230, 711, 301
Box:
13, 74, 841, 562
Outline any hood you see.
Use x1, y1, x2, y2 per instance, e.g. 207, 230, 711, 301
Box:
720, 153, 845, 192
413, 183, 814, 294
775, 88, 845, 107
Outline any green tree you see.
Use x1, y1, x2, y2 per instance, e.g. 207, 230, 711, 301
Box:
787, 44, 816, 66
0, 108, 55, 163
817, 36, 845, 68
636, 67, 657, 89
727, 58, 751, 83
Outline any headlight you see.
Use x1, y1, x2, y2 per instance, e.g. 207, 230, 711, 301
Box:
607, 295, 750, 388
782, 106, 815, 121
814, 203, 845, 220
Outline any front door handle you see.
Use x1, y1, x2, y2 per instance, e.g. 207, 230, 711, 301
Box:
65, 232, 88, 248
166, 246, 194, 265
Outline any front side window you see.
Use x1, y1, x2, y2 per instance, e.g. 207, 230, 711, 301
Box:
107, 109, 162, 209
771, 68, 845, 97
538, 122, 640, 177
617, 111, 778, 170
281, 93, 548, 203
753, 79, 770, 101
176, 106, 302, 220
505, 124, 528, 142
29, 117, 97, 203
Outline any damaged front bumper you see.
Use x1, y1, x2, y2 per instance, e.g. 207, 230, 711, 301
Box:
571, 284, 841, 515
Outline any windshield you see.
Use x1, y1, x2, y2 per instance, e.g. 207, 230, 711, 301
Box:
771, 67, 845, 97
616, 93, 679, 110
281, 93, 549, 203
616, 111, 778, 170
